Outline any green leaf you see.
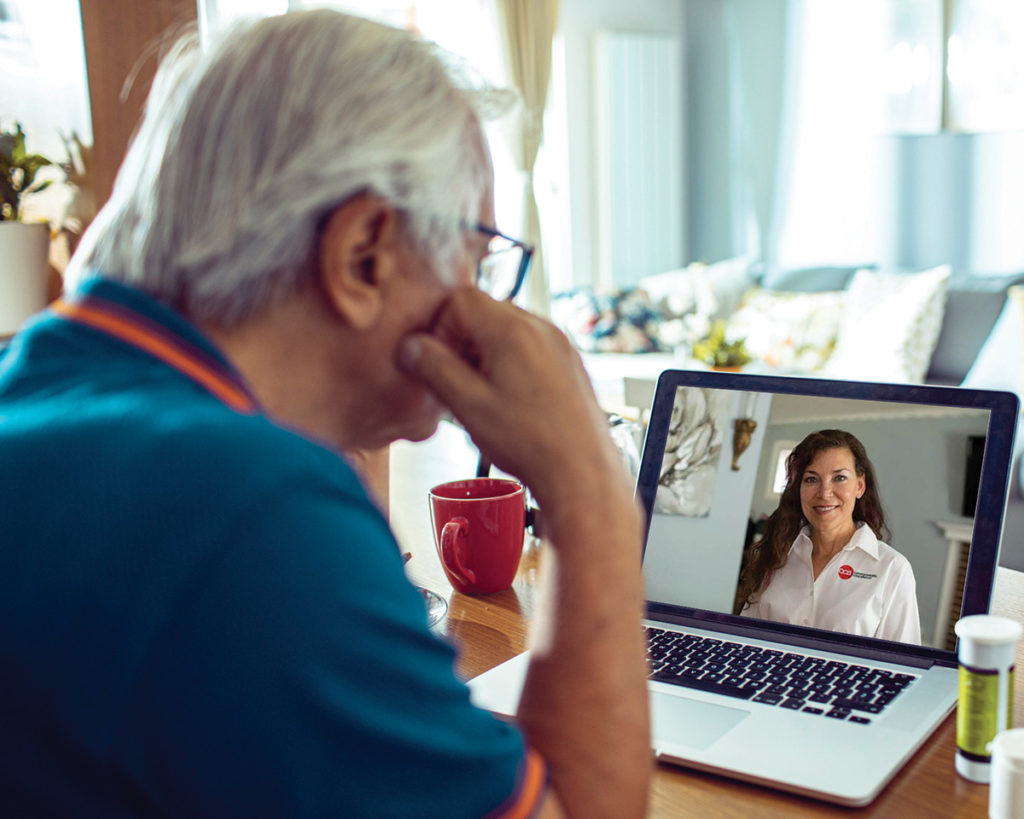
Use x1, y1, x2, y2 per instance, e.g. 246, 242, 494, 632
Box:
0, 121, 56, 221
691, 319, 752, 368
10, 123, 27, 164
23, 153, 52, 173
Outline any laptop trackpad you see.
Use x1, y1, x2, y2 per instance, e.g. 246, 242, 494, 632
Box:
651, 690, 749, 750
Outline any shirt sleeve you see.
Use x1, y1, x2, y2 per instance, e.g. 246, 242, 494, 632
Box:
112, 462, 546, 818
874, 555, 922, 644
739, 600, 762, 619
738, 557, 785, 622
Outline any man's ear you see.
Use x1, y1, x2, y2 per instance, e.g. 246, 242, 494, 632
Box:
317, 195, 400, 331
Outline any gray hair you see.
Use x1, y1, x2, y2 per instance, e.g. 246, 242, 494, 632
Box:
65, 10, 495, 324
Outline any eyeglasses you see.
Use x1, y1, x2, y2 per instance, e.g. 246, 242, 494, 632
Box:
470, 223, 533, 302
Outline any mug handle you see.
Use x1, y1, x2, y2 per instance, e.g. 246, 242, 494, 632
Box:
441, 517, 477, 587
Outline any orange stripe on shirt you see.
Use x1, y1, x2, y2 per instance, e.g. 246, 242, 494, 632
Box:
50, 299, 258, 415
490, 747, 548, 819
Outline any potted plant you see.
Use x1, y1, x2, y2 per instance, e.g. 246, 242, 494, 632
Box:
691, 320, 752, 371
0, 122, 54, 336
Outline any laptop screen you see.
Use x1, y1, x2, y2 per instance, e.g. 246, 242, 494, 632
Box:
635, 371, 1019, 662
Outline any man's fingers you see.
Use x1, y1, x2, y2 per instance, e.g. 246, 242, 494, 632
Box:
430, 288, 529, 352
397, 332, 492, 420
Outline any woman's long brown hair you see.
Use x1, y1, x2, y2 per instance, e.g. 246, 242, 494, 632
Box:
734, 429, 890, 614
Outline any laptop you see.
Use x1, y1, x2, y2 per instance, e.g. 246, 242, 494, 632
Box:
468, 370, 1019, 806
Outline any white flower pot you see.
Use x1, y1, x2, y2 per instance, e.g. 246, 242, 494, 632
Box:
0, 221, 49, 336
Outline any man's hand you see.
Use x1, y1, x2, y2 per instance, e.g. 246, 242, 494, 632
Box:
399, 288, 651, 818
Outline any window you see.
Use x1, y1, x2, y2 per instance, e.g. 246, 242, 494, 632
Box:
0, 0, 91, 224
948, 0, 1024, 131
775, 0, 1024, 272
768, 441, 796, 499
0, 0, 90, 153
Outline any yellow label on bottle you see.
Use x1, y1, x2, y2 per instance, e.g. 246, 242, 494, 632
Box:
957, 666, 1015, 759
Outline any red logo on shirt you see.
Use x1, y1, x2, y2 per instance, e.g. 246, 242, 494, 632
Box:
838, 565, 854, 580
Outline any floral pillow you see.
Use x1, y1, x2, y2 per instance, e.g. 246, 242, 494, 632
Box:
823, 265, 951, 384
552, 258, 758, 355
550, 287, 667, 353
638, 257, 756, 347
725, 289, 846, 372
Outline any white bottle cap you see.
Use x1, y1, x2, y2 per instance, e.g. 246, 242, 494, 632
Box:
956, 615, 1022, 669
955, 615, 1024, 645
990, 729, 1024, 767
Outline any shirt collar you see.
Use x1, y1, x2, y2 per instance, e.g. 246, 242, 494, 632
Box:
51, 277, 260, 414
793, 522, 880, 560
793, 527, 813, 557
847, 522, 881, 559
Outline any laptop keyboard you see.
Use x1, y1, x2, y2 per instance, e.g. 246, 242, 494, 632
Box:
646, 627, 917, 725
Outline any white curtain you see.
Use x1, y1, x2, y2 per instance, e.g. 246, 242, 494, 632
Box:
771, 1, 885, 270
771, 0, 946, 270
718, 0, 792, 270
495, 0, 559, 317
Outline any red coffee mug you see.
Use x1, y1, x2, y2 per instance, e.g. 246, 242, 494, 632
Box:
429, 478, 526, 595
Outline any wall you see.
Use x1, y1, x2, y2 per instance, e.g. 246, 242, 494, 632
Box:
593, 31, 683, 288
644, 391, 772, 612
879, 132, 1024, 274
80, 0, 199, 210
684, 0, 788, 264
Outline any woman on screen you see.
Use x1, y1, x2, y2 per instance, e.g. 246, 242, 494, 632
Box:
737, 429, 921, 644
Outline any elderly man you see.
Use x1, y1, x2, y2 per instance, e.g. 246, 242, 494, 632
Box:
0, 10, 649, 818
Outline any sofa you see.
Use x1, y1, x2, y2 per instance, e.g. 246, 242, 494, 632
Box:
554, 259, 1024, 570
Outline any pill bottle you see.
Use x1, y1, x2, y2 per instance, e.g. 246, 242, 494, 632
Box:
954, 615, 1023, 783
990, 728, 1024, 819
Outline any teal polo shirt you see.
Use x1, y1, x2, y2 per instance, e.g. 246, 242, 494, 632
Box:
0, 278, 545, 818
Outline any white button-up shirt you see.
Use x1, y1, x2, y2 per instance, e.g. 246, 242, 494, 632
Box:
741, 523, 922, 644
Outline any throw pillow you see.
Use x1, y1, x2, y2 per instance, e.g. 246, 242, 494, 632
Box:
638, 257, 756, 347
962, 286, 1024, 397
962, 286, 1024, 497
823, 265, 951, 384
550, 287, 665, 353
725, 289, 845, 372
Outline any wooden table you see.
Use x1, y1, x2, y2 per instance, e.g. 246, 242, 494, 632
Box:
391, 423, 1024, 817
